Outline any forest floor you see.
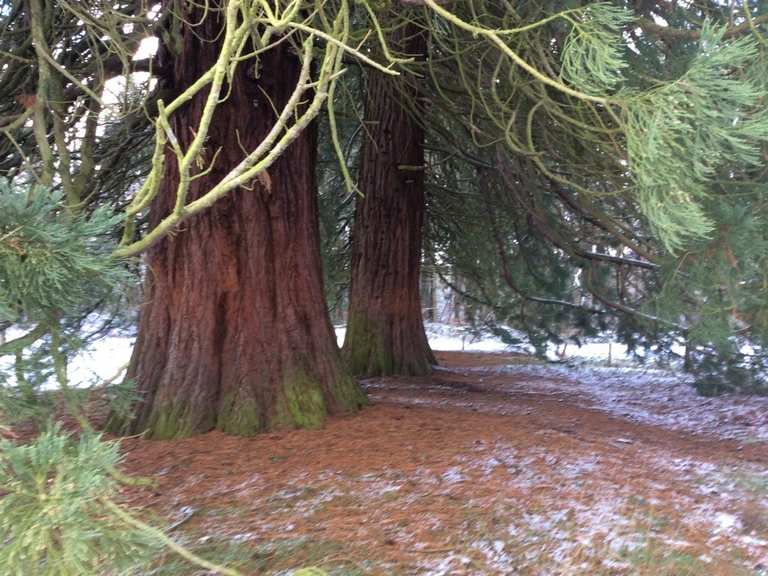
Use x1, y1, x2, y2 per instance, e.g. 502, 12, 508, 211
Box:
116, 351, 768, 576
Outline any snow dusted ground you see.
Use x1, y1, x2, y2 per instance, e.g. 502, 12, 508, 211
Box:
424, 323, 768, 443
413, 445, 768, 575
465, 363, 768, 443
333, 322, 515, 353
92, 323, 764, 575
124, 392, 768, 575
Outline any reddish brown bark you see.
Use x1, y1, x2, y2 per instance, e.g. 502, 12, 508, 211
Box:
111, 6, 365, 438
342, 22, 435, 376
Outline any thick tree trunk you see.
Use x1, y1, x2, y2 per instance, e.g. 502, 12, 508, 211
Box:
342, 22, 435, 376
112, 6, 365, 438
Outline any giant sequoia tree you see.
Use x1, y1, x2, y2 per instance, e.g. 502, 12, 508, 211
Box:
343, 15, 436, 376
109, 3, 367, 437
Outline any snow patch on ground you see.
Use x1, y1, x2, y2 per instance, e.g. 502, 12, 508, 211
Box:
646, 453, 768, 567
416, 493, 644, 575
5, 322, 512, 389
489, 363, 768, 442
68, 334, 134, 384
0, 323, 135, 390
336, 322, 517, 353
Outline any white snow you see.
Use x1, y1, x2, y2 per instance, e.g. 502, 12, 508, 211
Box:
4, 322, 511, 390
439, 467, 466, 485
483, 363, 768, 442
0, 318, 691, 390
0, 323, 133, 390
67, 335, 134, 385
336, 322, 516, 353
714, 512, 742, 532
421, 323, 517, 353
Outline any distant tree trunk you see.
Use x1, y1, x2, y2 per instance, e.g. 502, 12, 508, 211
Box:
453, 275, 463, 325
431, 272, 438, 322
422, 239, 437, 323
422, 268, 436, 323
110, 5, 365, 438
342, 21, 435, 376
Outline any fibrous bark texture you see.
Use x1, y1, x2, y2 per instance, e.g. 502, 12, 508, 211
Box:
343, 22, 436, 377
113, 6, 365, 438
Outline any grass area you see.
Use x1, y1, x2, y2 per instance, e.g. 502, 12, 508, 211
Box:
623, 544, 714, 576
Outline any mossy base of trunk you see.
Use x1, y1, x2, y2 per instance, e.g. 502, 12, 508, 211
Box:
344, 312, 435, 377
108, 368, 367, 440
217, 395, 263, 437
105, 404, 198, 440
273, 371, 327, 430
329, 371, 369, 412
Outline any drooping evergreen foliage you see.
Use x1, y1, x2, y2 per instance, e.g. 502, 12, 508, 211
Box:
407, 1, 768, 391
306, 1, 768, 391
559, 4, 632, 96
624, 23, 768, 252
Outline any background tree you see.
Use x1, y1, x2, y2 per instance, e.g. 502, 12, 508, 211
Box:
2, 0, 388, 436
343, 9, 436, 376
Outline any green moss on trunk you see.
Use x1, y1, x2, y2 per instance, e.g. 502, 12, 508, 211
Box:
345, 312, 393, 376
144, 404, 197, 440
110, 365, 366, 439
274, 370, 327, 429
344, 311, 431, 377
217, 394, 262, 436
329, 371, 369, 411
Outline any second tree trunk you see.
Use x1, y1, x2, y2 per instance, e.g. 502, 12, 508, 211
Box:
343, 22, 435, 377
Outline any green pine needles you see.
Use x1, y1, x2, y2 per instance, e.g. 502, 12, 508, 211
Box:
0, 180, 126, 324
0, 426, 159, 576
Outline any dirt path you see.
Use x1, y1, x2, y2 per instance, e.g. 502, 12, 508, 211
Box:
120, 352, 768, 575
